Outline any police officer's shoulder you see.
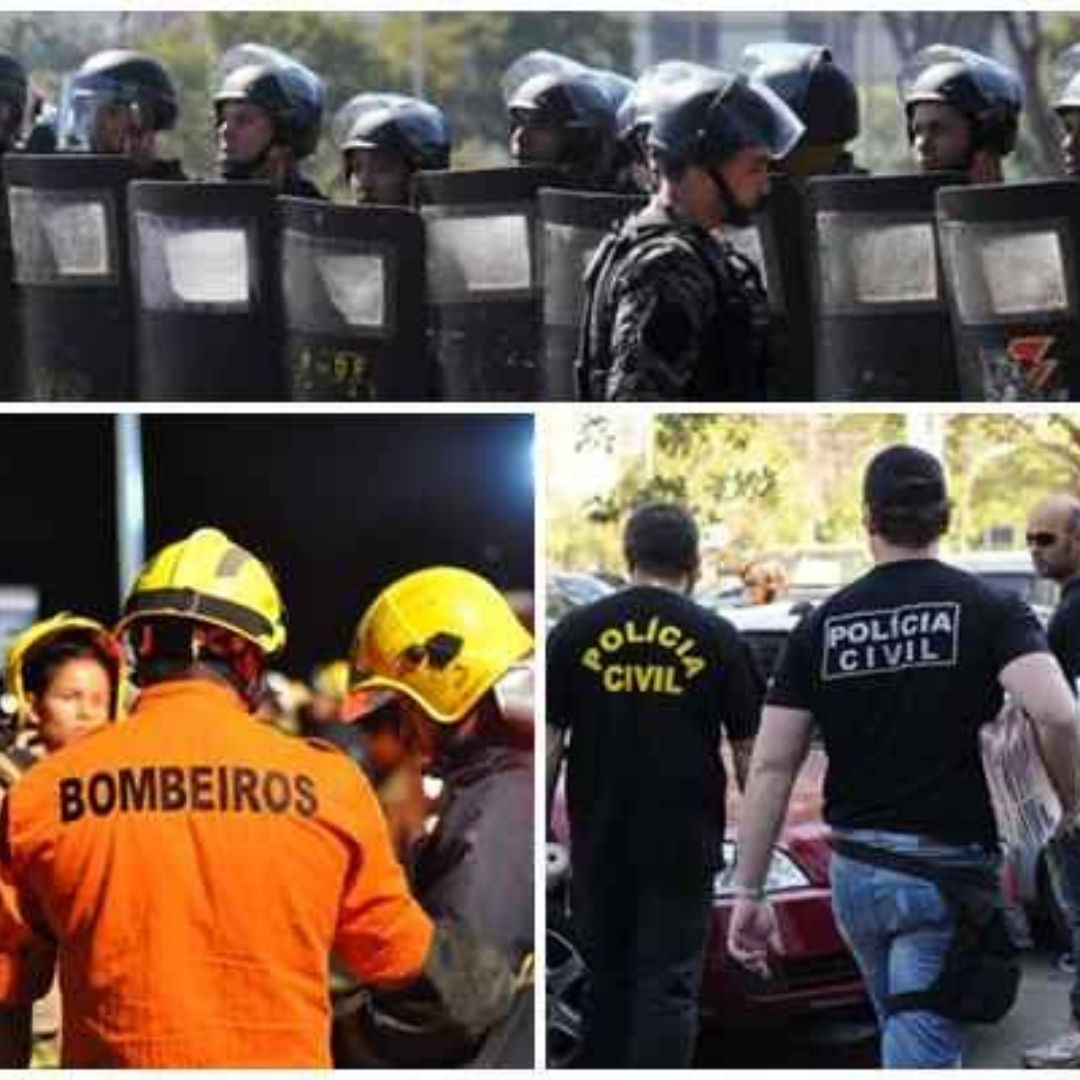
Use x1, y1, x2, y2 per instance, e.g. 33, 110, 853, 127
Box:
617, 230, 716, 294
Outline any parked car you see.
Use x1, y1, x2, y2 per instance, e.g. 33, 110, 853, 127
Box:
546, 571, 615, 632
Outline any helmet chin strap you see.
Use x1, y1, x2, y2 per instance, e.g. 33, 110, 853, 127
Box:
706, 163, 756, 228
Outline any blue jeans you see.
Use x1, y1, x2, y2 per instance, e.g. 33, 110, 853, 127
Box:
1047, 829, 1080, 1020
830, 828, 1001, 1069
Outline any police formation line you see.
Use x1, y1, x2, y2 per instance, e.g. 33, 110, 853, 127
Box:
2, 41, 1080, 402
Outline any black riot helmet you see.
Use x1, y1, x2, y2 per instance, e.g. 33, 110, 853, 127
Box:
0, 51, 28, 135
742, 43, 858, 145
617, 60, 718, 145
1052, 44, 1080, 113
214, 44, 324, 161
62, 49, 178, 153
334, 92, 451, 171
69, 49, 178, 132
899, 44, 1023, 156
503, 50, 616, 134
648, 69, 805, 171
503, 51, 621, 183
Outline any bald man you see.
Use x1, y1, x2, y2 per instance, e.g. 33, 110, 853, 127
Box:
1025, 492, 1080, 1068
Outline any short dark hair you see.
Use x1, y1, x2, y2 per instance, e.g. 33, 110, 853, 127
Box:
864, 445, 950, 549
623, 502, 699, 578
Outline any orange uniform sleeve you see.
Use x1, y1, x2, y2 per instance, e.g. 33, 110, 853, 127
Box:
331, 762, 434, 986
0, 800, 56, 1004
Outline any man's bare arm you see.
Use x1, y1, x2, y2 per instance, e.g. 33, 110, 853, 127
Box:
732, 706, 814, 891
1000, 652, 1080, 815
546, 723, 567, 829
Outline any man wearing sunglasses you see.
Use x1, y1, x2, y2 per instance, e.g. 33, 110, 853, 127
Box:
1025, 493, 1080, 1068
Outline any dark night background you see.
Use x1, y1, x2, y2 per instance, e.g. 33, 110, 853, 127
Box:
0, 414, 534, 677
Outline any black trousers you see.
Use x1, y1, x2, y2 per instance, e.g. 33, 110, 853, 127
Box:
572, 855, 713, 1068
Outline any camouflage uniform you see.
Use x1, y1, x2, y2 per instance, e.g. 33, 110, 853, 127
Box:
577, 203, 768, 401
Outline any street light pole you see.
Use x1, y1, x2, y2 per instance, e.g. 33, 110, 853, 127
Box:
114, 415, 146, 608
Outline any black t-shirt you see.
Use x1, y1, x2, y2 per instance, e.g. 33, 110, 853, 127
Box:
1049, 578, 1080, 693
547, 585, 761, 879
768, 559, 1047, 846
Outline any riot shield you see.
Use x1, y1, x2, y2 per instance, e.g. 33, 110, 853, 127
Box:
537, 187, 643, 400
806, 173, 962, 401
129, 180, 284, 401
725, 173, 815, 400
417, 166, 563, 401
3, 154, 134, 400
937, 180, 1080, 401
280, 198, 432, 401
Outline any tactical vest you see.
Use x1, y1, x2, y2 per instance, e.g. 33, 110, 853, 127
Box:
576, 211, 769, 402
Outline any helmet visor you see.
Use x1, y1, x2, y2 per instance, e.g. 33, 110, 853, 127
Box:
712, 77, 806, 160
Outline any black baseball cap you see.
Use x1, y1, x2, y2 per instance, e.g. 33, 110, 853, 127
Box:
863, 445, 947, 510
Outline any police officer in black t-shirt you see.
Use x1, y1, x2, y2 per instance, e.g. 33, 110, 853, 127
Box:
547, 502, 761, 1067
1024, 493, 1080, 1068
728, 446, 1080, 1068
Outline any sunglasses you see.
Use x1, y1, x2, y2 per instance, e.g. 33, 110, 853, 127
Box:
1026, 531, 1061, 548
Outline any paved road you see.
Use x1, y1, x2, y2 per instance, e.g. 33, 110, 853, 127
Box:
695, 950, 1069, 1069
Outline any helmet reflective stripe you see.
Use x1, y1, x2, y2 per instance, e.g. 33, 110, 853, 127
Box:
117, 527, 286, 655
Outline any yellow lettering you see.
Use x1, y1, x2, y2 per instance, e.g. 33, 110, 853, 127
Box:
662, 667, 684, 694
658, 624, 681, 649
582, 647, 602, 672
682, 656, 706, 680
599, 628, 623, 652
603, 666, 625, 692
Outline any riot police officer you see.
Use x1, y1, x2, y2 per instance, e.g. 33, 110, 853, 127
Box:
1052, 45, 1080, 177
577, 68, 803, 401
743, 43, 864, 177
899, 44, 1022, 183
213, 44, 324, 198
503, 50, 620, 190
334, 92, 450, 206
0, 52, 27, 154
62, 49, 185, 179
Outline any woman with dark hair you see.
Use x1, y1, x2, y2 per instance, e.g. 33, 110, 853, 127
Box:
3, 614, 123, 760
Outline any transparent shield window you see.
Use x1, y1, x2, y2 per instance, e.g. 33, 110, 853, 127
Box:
543, 221, 603, 326
135, 212, 253, 312
942, 221, 1070, 324
426, 213, 531, 301
281, 230, 388, 335
818, 213, 938, 311
8, 187, 114, 285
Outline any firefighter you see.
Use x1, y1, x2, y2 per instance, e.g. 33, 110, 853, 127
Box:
337, 566, 535, 1066
0, 528, 512, 1067
1, 613, 123, 771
